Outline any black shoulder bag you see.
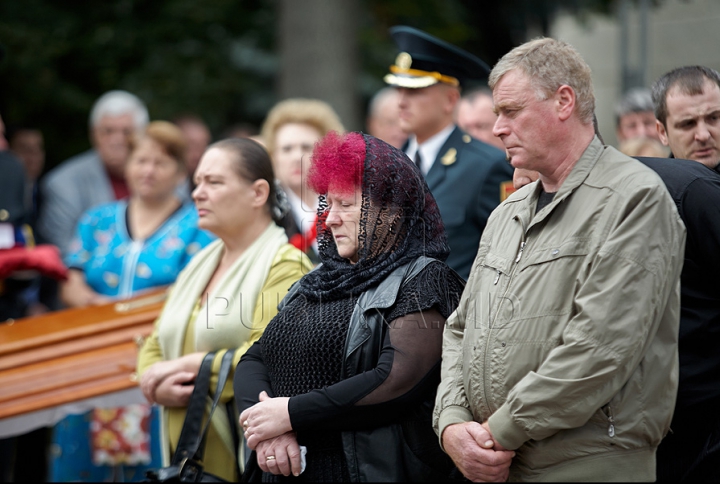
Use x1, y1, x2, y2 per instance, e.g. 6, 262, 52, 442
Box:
145, 350, 239, 483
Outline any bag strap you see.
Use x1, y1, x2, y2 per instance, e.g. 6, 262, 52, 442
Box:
226, 398, 243, 476
172, 350, 236, 465
194, 350, 235, 460
172, 352, 215, 465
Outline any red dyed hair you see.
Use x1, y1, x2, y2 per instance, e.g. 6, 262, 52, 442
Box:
307, 131, 366, 195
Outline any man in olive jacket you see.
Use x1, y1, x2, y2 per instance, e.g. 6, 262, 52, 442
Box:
433, 37, 686, 482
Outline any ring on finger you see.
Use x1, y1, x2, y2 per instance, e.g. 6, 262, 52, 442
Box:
266, 455, 276, 462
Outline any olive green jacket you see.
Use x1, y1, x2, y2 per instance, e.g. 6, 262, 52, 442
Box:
434, 137, 686, 481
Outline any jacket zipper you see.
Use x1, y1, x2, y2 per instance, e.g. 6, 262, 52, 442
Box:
490, 240, 526, 286
483, 217, 527, 414
607, 405, 615, 438
490, 237, 526, 328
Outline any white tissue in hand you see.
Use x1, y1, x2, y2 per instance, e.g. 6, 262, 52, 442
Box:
300, 445, 307, 474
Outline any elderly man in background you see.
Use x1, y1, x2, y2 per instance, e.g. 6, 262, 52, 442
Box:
37, 90, 149, 257
614, 86, 661, 144
455, 86, 506, 151
434, 37, 686, 482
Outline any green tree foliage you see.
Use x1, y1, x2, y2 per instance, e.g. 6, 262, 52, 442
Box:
0, 0, 616, 172
0, 0, 276, 168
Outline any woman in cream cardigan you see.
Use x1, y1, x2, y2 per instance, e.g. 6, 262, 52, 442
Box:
137, 137, 312, 481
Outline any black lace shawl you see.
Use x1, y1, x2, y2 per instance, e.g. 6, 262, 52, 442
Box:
296, 133, 450, 301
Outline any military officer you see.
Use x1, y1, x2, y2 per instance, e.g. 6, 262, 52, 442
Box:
384, 25, 513, 280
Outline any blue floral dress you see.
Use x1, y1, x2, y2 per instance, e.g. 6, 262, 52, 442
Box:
64, 199, 215, 298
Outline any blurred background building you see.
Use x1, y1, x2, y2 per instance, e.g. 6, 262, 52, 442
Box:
551, 0, 720, 148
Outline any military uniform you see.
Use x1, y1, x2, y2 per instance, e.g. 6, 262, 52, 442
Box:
385, 26, 513, 280
410, 128, 512, 280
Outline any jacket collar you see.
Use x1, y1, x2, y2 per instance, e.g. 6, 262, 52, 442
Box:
554, 135, 605, 199
511, 136, 605, 232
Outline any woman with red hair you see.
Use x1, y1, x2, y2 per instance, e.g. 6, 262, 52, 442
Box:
234, 131, 466, 482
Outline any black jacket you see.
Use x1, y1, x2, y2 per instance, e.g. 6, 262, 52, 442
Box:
635, 156, 720, 413
277, 256, 458, 482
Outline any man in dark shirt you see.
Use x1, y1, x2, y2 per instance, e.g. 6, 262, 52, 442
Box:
652, 65, 720, 171
637, 156, 720, 482
650, 65, 720, 481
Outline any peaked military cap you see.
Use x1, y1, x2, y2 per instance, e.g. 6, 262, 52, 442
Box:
384, 25, 490, 89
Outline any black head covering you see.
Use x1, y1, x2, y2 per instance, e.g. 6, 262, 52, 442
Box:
384, 25, 490, 89
297, 132, 449, 300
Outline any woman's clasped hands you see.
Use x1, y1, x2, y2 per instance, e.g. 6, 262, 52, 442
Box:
240, 391, 304, 477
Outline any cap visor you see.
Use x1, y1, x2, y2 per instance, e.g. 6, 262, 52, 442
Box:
383, 73, 439, 89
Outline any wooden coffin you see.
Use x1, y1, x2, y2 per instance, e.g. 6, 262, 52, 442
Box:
0, 287, 168, 419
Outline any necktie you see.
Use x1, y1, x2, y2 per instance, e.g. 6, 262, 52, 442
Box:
414, 150, 422, 170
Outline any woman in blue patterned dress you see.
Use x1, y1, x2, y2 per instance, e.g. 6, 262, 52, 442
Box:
49, 120, 215, 482
61, 121, 214, 306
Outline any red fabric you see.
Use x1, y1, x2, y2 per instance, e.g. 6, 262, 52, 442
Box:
289, 215, 319, 254
0, 244, 68, 280
109, 175, 130, 200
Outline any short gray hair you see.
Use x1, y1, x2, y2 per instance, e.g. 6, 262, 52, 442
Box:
460, 85, 493, 104
367, 86, 399, 119
89, 90, 149, 130
614, 87, 654, 127
488, 37, 595, 124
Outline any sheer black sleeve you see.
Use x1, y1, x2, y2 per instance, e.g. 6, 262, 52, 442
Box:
288, 262, 465, 431
234, 341, 273, 415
